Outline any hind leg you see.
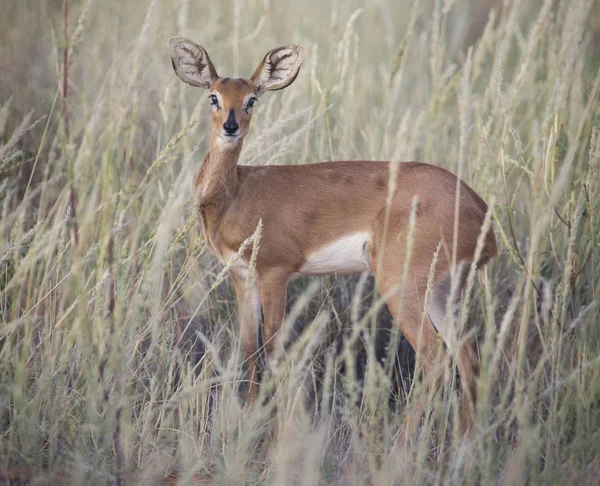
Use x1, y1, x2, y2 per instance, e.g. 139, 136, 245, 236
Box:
372, 255, 479, 440
369, 217, 448, 440
456, 343, 479, 432
375, 272, 448, 442
427, 264, 480, 434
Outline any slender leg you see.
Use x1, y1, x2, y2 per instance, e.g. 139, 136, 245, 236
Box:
381, 275, 479, 439
257, 269, 290, 363
456, 341, 479, 432
429, 266, 480, 434
230, 271, 262, 402
370, 219, 447, 440
382, 283, 447, 442
371, 206, 480, 440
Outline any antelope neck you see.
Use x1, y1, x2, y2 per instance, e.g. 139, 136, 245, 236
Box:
197, 134, 243, 206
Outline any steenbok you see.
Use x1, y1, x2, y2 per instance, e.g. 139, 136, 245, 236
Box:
168, 38, 497, 436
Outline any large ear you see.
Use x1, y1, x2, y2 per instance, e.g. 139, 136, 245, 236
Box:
250, 45, 306, 96
168, 37, 218, 89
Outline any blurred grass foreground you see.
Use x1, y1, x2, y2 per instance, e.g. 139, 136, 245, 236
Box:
1, 0, 600, 484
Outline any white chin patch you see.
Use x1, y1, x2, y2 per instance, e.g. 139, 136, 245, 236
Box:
217, 133, 241, 147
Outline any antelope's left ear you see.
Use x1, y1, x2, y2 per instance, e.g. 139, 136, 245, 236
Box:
250, 45, 306, 97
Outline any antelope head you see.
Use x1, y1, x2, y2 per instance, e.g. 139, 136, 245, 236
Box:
168, 37, 306, 147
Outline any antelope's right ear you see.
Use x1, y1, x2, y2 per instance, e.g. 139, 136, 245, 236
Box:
168, 37, 218, 89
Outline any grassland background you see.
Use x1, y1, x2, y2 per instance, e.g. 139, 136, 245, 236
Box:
1, 0, 600, 484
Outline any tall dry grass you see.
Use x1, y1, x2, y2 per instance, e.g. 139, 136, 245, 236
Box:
1, 0, 600, 484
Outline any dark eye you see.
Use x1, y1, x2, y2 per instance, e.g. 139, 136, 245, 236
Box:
209, 94, 220, 109
245, 96, 257, 114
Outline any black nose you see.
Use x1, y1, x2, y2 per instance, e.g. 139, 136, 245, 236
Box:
223, 109, 239, 135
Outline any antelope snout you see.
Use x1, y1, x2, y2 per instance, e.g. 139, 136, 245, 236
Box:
223, 109, 239, 135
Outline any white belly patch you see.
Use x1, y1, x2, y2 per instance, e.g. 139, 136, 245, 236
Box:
299, 232, 372, 276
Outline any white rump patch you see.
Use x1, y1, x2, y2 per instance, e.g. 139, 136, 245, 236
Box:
299, 232, 372, 276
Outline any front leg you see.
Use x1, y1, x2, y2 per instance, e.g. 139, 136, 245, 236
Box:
230, 271, 262, 402
258, 269, 290, 365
